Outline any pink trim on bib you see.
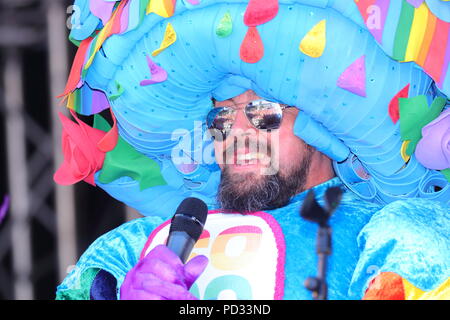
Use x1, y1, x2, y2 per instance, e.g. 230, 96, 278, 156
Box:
140, 209, 286, 300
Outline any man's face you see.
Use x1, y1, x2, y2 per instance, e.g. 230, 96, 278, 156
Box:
212, 90, 315, 212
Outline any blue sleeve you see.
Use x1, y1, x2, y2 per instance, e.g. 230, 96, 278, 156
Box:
56, 216, 163, 299
348, 198, 450, 299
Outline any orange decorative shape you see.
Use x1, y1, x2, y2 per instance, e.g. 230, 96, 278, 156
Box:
363, 272, 405, 300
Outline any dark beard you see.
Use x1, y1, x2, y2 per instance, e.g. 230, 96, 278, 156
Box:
217, 147, 314, 213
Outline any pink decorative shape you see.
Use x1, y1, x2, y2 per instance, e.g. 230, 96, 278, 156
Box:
119, 0, 131, 34
337, 55, 367, 97
219, 225, 262, 235
140, 56, 168, 86
369, 0, 389, 44
90, 0, 116, 25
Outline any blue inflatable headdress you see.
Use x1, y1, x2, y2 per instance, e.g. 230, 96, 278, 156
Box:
55, 0, 450, 218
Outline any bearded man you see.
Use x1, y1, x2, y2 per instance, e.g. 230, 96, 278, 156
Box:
213, 90, 333, 213
55, 0, 449, 301
56, 89, 448, 300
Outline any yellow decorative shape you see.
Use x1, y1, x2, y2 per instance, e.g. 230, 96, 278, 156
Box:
403, 277, 450, 300
84, 0, 126, 70
67, 92, 76, 111
400, 140, 411, 162
404, 2, 429, 62
152, 22, 177, 56
85, 23, 113, 69
146, 0, 175, 18
299, 20, 326, 58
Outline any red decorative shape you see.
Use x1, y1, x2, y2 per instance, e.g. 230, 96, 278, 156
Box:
388, 84, 410, 124
54, 110, 107, 186
353, 0, 377, 24
58, 37, 94, 99
240, 26, 264, 64
97, 109, 119, 152
243, 0, 279, 27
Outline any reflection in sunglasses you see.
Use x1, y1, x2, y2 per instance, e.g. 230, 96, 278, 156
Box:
207, 99, 290, 139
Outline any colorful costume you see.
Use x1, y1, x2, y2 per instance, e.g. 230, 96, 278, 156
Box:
55, 0, 450, 299
57, 178, 449, 299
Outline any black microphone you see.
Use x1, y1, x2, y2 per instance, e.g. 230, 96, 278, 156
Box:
166, 197, 208, 263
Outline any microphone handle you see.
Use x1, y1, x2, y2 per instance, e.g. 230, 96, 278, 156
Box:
166, 231, 196, 263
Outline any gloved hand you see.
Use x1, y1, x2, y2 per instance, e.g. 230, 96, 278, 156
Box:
120, 244, 208, 300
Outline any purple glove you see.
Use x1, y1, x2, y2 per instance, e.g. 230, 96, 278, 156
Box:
120, 244, 208, 300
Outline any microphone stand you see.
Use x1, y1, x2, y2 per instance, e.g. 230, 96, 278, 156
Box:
300, 187, 342, 300
304, 221, 331, 300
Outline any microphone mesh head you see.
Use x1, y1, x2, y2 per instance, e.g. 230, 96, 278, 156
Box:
169, 197, 208, 241
300, 189, 329, 226
324, 186, 343, 213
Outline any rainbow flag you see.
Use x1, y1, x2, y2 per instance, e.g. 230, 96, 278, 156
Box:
66, 83, 110, 116
84, 0, 150, 71
61, 0, 153, 115
355, 0, 450, 90
84, 0, 130, 70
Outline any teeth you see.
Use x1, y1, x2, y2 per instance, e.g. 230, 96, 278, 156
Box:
236, 153, 267, 161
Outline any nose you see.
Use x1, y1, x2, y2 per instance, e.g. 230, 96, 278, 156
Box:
228, 108, 256, 139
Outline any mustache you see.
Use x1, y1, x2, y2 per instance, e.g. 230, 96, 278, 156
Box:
217, 151, 313, 213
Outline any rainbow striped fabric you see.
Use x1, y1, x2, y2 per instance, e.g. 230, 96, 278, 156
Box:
355, 0, 450, 93
62, 0, 170, 115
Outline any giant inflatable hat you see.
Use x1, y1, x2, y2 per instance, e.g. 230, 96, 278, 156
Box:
54, 0, 450, 218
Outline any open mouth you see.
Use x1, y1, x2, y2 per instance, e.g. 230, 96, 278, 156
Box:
225, 146, 273, 172
235, 152, 270, 166
221, 137, 273, 170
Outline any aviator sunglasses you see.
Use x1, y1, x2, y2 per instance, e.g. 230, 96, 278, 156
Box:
206, 99, 294, 139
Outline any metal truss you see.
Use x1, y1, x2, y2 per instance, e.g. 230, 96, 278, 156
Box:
0, 0, 76, 300
0, 0, 133, 300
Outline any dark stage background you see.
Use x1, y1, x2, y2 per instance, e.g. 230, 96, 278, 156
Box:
0, 0, 132, 299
